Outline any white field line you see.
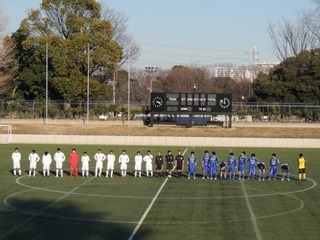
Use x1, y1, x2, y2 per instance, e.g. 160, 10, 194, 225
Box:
240, 181, 262, 240
0, 177, 93, 240
128, 148, 188, 240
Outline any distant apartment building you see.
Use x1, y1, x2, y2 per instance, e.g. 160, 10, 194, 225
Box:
214, 62, 279, 82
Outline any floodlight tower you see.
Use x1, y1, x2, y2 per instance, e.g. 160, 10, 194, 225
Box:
145, 67, 158, 107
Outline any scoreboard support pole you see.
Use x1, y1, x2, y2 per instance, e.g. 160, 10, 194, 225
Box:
150, 114, 154, 127
229, 114, 232, 128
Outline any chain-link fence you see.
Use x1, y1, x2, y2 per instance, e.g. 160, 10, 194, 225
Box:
0, 99, 320, 122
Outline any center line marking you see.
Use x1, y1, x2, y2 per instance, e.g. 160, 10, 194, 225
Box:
128, 148, 188, 240
240, 181, 262, 240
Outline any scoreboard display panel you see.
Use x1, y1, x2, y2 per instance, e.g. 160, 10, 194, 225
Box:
150, 92, 232, 114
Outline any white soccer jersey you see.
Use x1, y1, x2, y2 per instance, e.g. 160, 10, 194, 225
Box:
12, 152, 21, 169
54, 151, 65, 162
94, 152, 106, 169
81, 155, 90, 171
42, 153, 52, 169
107, 154, 116, 170
29, 153, 40, 169
143, 155, 153, 171
119, 154, 129, 170
134, 155, 143, 171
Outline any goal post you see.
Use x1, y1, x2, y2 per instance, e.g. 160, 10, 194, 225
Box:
0, 125, 12, 144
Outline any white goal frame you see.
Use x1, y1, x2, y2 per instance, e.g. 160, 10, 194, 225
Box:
0, 125, 12, 144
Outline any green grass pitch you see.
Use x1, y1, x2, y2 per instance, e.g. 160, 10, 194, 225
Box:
0, 144, 320, 240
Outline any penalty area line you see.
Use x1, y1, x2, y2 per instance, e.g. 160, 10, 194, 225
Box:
128, 148, 188, 240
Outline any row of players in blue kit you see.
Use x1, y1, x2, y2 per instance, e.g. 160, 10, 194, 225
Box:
189, 150, 290, 181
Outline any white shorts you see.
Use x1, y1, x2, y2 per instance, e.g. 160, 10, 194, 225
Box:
82, 162, 89, 171
56, 161, 63, 169
95, 162, 103, 170
43, 163, 51, 170
135, 163, 142, 171
13, 160, 21, 169
107, 162, 114, 170
29, 162, 37, 169
120, 163, 127, 170
146, 163, 153, 171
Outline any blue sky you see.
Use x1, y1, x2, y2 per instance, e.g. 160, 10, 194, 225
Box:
0, 0, 315, 69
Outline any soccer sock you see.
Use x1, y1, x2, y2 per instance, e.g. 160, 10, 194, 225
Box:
106, 171, 109, 177
134, 171, 137, 177
303, 173, 306, 180
18, 169, 21, 175
33, 170, 35, 177
151, 171, 153, 177
139, 171, 141, 177
299, 173, 302, 180
13, 170, 16, 175
56, 169, 58, 176
60, 169, 63, 177
29, 170, 31, 176
111, 171, 113, 177
82, 171, 84, 176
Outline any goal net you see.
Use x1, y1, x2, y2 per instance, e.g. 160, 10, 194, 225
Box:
0, 125, 12, 144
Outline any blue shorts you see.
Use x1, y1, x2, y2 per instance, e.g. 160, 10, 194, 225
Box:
238, 165, 246, 172
189, 165, 196, 173
270, 166, 277, 175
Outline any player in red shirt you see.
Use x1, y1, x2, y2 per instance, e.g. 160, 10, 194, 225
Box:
69, 148, 79, 177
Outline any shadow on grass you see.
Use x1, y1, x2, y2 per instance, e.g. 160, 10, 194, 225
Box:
0, 198, 150, 240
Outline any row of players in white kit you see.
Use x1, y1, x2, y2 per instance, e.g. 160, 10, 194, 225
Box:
11, 148, 153, 178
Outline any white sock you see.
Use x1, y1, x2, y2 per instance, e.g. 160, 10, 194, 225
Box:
110, 171, 113, 177
13, 170, 16, 175
18, 170, 21, 175
60, 170, 63, 177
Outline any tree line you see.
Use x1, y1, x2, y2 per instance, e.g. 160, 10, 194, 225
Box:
0, 0, 320, 120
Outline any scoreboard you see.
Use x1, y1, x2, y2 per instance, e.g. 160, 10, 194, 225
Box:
150, 92, 232, 114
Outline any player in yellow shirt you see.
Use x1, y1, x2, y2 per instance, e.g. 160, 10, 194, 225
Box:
297, 153, 306, 181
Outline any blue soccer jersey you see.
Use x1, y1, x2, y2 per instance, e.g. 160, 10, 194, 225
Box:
238, 155, 247, 172
248, 156, 258, 175
228, 156, 237, 172
202, 155, 210, 171
270, 156, 280, 175
188, 156, 197, 173
209, 155, 219, 173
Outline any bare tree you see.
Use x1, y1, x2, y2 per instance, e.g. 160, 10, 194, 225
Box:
0, 8, 17, 95
101, 6, 140, 69
268, 0, 320, 61
268, 17, 317, 61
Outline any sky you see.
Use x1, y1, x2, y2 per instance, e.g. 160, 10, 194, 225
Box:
0, 0, 316, 70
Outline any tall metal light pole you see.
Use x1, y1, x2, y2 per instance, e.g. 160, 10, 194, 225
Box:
145, 67, 157, 108
45, 42, 48, 125
127, 49, 131, 127
86, 43, 90, 126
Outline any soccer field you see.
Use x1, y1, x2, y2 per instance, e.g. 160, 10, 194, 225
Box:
0, 144, 319, 240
